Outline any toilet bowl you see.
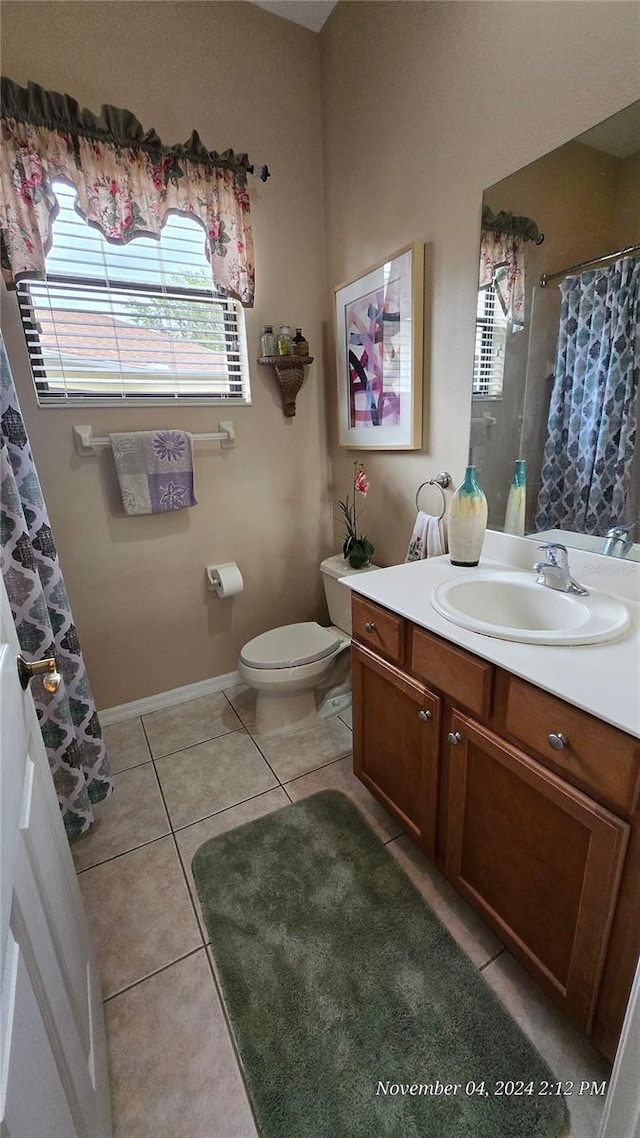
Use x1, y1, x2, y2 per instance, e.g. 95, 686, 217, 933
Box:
238, 555, 380, 735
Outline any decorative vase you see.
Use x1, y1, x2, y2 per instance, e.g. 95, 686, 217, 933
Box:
504, 459, 527, 537
447, 466, 488, 567
344, 536, 374, 569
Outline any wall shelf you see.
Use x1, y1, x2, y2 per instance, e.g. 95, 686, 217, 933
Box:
257, 355, 314, 418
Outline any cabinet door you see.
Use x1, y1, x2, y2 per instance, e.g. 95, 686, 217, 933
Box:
352, 643, 440, 857
445, 711, 629, 1032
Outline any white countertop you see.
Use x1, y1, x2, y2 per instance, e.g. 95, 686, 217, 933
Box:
341, 531, 640, 738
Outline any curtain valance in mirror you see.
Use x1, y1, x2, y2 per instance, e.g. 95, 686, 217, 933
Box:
481, 207, 544, 245
0, 77, 255, 305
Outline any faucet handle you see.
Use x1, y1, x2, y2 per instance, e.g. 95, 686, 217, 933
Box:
537, 541, 568, 567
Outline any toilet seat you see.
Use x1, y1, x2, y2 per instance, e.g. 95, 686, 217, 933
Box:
240, 622, 341, 671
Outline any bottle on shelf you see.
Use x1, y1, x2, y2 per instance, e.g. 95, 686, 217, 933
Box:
277, 325, 292, 356
260, 325, 276, 357
292, 328, 309, 357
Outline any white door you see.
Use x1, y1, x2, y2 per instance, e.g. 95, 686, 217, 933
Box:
0, 574, 111, 1138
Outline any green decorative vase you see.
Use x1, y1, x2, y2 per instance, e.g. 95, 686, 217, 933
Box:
344, 536, 374, 569
504, 459, 527, 537
447, 465, 488, 567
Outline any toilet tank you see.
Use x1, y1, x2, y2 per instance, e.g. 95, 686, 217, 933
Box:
320, 555, 380, 634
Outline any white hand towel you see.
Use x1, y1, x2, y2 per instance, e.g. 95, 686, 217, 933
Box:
405, 511, 446, 562
405, 511, 428, 561
426, 514, 446, 558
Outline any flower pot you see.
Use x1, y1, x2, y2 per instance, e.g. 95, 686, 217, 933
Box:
344, 536, 374, 569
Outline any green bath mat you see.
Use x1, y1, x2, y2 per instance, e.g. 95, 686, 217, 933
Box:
192, 790, 568, 1138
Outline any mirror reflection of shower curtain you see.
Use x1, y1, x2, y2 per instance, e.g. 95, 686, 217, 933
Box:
535, 256, 640, 537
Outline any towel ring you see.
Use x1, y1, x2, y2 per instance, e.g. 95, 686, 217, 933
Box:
415, 472, 452, 520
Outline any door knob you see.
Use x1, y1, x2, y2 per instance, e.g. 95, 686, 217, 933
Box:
17, 655, 61, 693
448, 731, 462, 746
418, 709, 432, 721
365, 621, 377, 633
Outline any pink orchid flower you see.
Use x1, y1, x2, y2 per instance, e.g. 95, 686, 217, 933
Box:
354, 465, 370, 497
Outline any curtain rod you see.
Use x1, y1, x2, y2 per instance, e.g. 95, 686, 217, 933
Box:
540, 242, 640, 287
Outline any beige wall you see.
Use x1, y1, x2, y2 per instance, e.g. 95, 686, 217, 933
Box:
1, 0, 330, 708
320, 1, 640, 567
2, 1, 640, 709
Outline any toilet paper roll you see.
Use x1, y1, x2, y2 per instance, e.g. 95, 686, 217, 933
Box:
206, 562, 244, 597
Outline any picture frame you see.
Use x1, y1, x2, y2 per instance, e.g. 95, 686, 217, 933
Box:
334, 241, 424, 450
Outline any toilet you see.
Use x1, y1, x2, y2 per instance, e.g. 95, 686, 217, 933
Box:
238, 555, 380, 735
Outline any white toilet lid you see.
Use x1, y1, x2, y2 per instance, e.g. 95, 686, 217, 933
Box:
240, 622, 341, 670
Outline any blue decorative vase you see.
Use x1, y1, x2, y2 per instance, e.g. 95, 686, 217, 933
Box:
447, 465, 488, 567
504, 459, 527, 537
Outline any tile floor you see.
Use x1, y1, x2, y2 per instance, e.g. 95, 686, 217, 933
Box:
73, 686, 610, 1138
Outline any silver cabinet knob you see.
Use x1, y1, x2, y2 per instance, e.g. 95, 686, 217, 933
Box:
365, 621, 377, 633
418, 709, 432, 722
448, 731, 462, 746
17, 655, 61, 693
548, 732, 568, 751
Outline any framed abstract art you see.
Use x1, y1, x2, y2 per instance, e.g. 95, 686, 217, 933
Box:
334, 242, 424, 449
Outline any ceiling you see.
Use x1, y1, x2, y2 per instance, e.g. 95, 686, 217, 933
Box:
250, 0, 338, 32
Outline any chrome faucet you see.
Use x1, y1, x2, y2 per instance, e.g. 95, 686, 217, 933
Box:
533, 543, 589, 596
601, 519, 639, 558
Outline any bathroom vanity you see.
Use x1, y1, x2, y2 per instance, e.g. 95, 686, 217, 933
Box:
343, 533, 640, 1062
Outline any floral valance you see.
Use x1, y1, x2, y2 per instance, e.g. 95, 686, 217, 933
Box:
0, 77, 255, 305
479, 230, 526, 330
481, 206, 544, 246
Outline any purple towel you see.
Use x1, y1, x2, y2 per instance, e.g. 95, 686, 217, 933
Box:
110, 430, 197, 515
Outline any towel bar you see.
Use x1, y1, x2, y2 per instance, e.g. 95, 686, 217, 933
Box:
73, 422, 235, 456
415, 471, 451, 519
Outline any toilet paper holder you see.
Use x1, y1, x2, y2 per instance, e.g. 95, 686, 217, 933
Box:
206, 562, 244, 597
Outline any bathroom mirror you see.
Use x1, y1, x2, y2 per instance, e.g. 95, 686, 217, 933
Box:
470, 101, 640, 560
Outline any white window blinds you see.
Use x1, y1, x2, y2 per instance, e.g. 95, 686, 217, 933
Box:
472, 283, 507, 399
17, 181, 251, 406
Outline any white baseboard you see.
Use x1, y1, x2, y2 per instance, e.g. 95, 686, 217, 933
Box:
99, 670, 241, 726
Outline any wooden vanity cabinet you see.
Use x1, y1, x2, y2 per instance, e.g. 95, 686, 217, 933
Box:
350, 592, 640, 1059
351, 643, 440, 857
445, 711, 628, 1033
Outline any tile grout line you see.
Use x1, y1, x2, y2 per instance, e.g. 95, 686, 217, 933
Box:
151, 692, 258, 1125
141, 716, 210, 952
102, 945, 204, 1003
279, 749, 353, 789
171, 786, 289, 834
76, 829, 171, 874
223, 685, 354, 792
79, 781, 305, 875
240, 724, 290, 789
478, 947, 506, 972
146, 723, 247, 763
202, 945, 261, 1135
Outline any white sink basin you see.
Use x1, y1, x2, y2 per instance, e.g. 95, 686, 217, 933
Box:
431, 570, 631, 645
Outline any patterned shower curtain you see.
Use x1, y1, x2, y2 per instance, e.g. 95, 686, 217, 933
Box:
1, 336, 112, 836
535, 256, 640, 535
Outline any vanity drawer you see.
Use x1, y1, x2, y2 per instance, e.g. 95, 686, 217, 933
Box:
409, 626, 493, 718
502, 675, 640, 816
351, 596, 405, 666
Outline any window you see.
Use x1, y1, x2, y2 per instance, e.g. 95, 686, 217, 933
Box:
17, 182, 251, 406
472, 282, 507, 400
